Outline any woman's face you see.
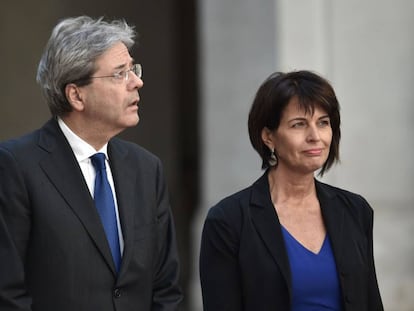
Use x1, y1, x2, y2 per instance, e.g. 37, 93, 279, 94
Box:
265, 97, 332, 175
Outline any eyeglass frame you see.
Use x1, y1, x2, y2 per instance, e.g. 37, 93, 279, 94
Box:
89, 63, 142, 81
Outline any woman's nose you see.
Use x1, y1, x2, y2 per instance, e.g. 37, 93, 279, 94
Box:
307, 125, 321, 141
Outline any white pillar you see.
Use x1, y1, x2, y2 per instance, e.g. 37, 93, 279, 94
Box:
192, 0, 277, 309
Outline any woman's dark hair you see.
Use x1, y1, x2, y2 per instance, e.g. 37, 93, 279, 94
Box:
248, 70, 341, 176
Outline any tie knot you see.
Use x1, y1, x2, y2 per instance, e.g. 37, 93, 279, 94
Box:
91, 153, 107, 171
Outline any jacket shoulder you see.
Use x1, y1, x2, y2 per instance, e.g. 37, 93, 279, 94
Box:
207, 172, 269, 222
206, 184, 253, 222
110, 137, 160, 163
0, 129, 41, 153
317, 180, 371, 207
316, 180, 374, 225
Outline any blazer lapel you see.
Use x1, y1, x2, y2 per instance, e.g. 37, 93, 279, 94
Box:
316, 180, 345, 267
37, 119, 117, 274
249, 177, 346, 305
249, 172, 292, 292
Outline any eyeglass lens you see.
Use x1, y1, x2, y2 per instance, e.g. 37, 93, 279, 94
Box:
133, 64, 142, 78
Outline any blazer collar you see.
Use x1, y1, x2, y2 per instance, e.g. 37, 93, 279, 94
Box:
249, 172, 346, 295
249, 171, 292, 294
315, 180, 346, 264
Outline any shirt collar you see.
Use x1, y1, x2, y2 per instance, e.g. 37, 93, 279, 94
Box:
57, 117, 108, 162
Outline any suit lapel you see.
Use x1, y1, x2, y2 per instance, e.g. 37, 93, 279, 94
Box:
107, 140, 138, 278
249, 172, 292, 292
37, 119, 117, 275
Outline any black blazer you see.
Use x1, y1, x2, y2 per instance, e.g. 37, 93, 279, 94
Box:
200, 171, 383, 311
0, 119, 182, 311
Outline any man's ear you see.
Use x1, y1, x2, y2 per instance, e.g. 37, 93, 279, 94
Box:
261, 127, 275, 149
65, 83, 85, 112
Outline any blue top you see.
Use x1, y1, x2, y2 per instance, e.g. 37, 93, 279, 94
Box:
281, 227, 342, 311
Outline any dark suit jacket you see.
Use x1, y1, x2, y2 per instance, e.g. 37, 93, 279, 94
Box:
200, 171, 383, 311
0, 119, 182, 311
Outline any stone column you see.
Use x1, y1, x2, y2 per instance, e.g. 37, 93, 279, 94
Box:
192, 0, 277, 309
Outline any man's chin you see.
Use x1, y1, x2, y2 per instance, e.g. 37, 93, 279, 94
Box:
126, 115, 139, 127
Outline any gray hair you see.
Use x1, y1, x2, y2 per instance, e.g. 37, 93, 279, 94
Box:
36, 16, 136, 116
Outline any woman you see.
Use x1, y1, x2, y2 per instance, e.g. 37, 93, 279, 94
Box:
199, 71, 383, 310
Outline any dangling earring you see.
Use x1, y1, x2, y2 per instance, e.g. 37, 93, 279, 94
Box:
268, 148, 278, 166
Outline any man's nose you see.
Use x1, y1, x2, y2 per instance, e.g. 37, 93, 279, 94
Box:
129, 71, 144, 90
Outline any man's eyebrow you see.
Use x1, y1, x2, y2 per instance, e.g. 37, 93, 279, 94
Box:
113, 59, 135, 70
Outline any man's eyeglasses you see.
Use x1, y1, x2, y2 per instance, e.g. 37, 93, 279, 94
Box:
90, 64, 142, 81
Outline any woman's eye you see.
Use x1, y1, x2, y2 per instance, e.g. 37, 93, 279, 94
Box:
318, 119, 330, 127
292, 122, 305, 128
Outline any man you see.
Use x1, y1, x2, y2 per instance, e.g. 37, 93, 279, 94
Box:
0, 16, 182, 310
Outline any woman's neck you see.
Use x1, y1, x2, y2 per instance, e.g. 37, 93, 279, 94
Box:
268, 167, 317, 206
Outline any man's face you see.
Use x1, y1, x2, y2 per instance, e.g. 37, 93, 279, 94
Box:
79, 42, 143, 137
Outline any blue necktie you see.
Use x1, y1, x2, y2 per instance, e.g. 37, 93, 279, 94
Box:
91, 153, 121, 273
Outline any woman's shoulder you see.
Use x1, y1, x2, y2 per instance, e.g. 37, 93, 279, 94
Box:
207, 172, 269, 221
315, 179, 374, 225
206, 176, 263, 227
208, 186, 252, 217
316, 180, 370, 205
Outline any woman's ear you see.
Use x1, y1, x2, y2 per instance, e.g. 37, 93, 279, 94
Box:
261, 127, 275, 149
65, 83, 85, 112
